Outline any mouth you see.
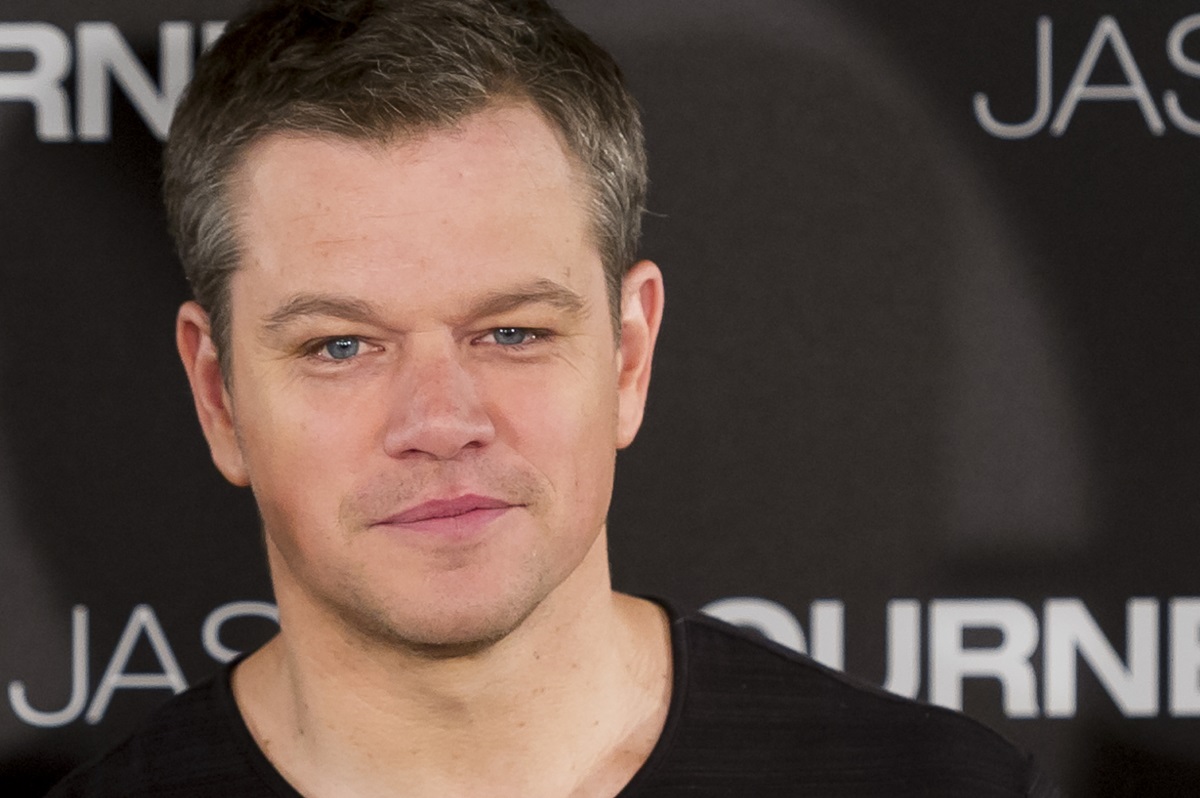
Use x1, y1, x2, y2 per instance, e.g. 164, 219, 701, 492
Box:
374, 494, 519, 533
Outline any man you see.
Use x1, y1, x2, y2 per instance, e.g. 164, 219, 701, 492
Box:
51, 1, 1055, 795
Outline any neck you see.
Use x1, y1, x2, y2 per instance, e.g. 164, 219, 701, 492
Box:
234, 531, 672, 798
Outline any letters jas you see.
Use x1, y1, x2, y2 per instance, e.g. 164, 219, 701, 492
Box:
975, 14, 1200, 138
7, 601, 278, 728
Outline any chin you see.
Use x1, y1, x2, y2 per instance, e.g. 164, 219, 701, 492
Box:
337, 583, 550, 660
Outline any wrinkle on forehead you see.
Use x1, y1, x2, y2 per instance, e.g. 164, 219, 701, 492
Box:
228, 101, 595, 257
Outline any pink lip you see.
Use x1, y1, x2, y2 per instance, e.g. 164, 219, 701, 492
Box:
376, 494, 517, 530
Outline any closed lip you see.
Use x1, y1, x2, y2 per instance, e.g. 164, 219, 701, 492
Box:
375, 494, 518, 526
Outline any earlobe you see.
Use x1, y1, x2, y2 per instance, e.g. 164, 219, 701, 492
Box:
176, 302, 250, 486
615, 260, 665, 449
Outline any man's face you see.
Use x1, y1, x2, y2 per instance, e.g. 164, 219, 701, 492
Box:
178, 104, 661, 652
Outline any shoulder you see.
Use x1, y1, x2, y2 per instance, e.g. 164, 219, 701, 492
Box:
654, 612, 1056, 797
46, 668, 285, 798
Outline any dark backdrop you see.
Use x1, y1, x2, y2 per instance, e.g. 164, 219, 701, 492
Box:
2, 2, 1198, 795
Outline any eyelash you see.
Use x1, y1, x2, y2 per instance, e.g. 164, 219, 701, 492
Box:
478, 328, 549, 349
304, 336, 369, 362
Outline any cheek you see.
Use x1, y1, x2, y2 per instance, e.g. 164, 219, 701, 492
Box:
483, 365, 619, 499
488, 355, 617, 434
234, 383, 387, 567
232, 371, 386, 497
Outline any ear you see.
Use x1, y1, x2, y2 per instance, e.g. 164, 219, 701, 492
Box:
615, 260, 665, 449
176, 301, 250, 486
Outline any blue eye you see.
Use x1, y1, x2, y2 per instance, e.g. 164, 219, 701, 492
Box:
493, 328, 531, 346
322, 337, 360, 360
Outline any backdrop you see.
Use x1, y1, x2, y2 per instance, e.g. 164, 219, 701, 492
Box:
2, 1, 1198, 795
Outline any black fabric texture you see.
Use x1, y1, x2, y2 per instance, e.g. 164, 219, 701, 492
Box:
46, 610, 1056, 797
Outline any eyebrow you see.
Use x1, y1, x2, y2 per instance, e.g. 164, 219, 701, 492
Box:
263, 294, 382, 332
260, 278, 589, 332
466, 278, 588, 320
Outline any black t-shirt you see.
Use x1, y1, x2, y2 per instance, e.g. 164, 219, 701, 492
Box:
48, 611, 1057, 797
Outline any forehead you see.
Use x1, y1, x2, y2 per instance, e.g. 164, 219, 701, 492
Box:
226, 103, 602, 307
232, 102, 583, 239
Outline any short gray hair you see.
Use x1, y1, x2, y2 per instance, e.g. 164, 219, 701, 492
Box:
163, 0, 647, 371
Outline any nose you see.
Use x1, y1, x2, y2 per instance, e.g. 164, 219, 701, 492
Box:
381, 335, 496, 460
